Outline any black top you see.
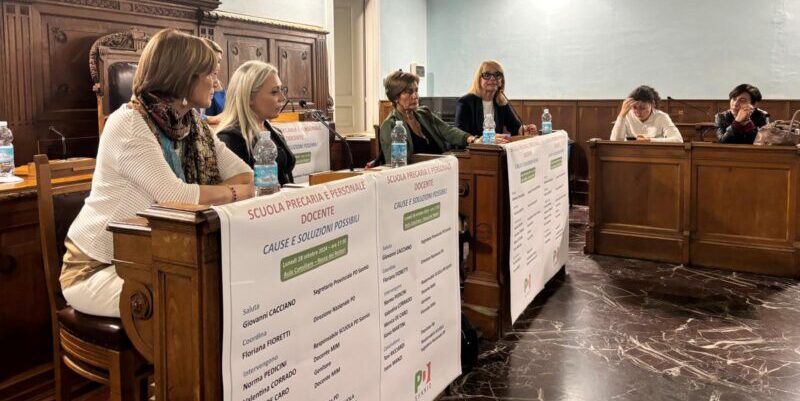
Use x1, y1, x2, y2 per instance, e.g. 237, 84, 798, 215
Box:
409, 124, 444, 155
216, 122, 296, 185
714, 108, 769, 144
455, 93, 523, 137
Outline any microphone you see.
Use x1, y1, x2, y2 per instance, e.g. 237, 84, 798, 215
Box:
666, 96, 712, 121
299, 100, 354, 171
278, 97, 294, 114
499, 91, 527, 135
48, 125, 68, 159
666, 96, 719, 141
279, 87, 296, 113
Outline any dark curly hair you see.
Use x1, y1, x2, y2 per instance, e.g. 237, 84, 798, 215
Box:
628, 85, 661, 108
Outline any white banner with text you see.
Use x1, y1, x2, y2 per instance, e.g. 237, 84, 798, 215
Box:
273, 121, 330, 182
214, 157, 462, 401
504, 131, 570, 323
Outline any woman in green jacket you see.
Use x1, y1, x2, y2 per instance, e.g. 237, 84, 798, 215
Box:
379, 71, 503, 165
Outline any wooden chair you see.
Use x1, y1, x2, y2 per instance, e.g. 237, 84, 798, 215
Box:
89, 28, 150, 135
34, 155, 151, 400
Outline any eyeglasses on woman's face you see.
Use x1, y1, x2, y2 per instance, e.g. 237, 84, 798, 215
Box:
481, 71, 504, 81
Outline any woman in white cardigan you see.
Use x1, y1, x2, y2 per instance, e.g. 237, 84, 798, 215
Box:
61, 29, 254, 318
610, 85, 683, 143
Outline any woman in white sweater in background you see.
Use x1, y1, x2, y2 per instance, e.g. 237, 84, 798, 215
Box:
61, 29, 254, 318
610, 85, 683, 143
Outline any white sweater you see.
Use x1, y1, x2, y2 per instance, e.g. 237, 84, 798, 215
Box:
610, 109, 683, 143
68, 106, 252, 263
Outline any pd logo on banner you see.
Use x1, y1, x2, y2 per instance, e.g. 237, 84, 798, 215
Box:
414, 362, 432, 399
523, 273, 532, 294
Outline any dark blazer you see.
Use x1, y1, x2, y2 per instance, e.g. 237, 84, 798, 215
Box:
379, 107, 470, 165
455, 93, 522, 137
715, 108, 769, 144
217, 122, 296, 185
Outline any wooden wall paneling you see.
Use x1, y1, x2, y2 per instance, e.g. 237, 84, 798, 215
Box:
665, 99, 715, 124
664, 99, 715, 141
4, 0, 201, 164
224, 34, 269, 84
3, 2, 36, 166
0, 2, 5, 124
314, 35, 332, 115
517, 100, 577, 138
214, 12, 331, 115
757, 100, 791, 121
788, 101, 800, 119
575, 101, 619, 201
276, 39, 314, 104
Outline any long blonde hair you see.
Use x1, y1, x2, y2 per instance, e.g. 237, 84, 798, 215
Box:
216, 60, 278, 154
467, 60, 508, 106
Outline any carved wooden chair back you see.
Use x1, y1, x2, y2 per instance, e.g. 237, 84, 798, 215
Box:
89, 28, 150, 135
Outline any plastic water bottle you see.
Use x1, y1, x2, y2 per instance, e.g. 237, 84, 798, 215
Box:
482, 114, 496, 144
390, 121, 407, 168
0, 122, 14, 178
253, 131, 280, 196
541, 108, 552, 134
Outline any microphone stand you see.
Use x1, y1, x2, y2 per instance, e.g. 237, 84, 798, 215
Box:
308, 109, 355, 172
667, 96, 715, 141
48, 125, 68, 159
278, 97, 294, 114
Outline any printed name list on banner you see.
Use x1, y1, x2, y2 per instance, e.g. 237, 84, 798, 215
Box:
373, 156, 462, 401
272, 121, 330, 182
215, 175, 379, 401
504, 131, 570, 323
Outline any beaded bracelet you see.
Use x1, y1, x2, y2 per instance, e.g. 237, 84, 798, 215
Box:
229, 185, 238, 202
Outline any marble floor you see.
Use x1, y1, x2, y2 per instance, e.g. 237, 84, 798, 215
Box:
443, 207, 800, 401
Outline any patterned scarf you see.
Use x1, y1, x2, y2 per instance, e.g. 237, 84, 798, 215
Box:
130, 92, 221, 184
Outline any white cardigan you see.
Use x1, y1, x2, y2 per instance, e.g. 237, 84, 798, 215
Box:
610, 109, 683, 143
68, 106, 251, 263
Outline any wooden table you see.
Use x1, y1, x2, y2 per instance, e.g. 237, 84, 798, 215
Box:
586, 140, 800, 277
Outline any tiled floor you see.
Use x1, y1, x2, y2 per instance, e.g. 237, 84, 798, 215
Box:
442, 207, 800, 401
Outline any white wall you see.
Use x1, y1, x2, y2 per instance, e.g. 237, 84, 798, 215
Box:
219, 0, 328, 27
424, 0, 800, 99
380, 0, 428, 96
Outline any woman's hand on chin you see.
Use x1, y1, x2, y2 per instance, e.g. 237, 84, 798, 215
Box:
519, 124, 538, 136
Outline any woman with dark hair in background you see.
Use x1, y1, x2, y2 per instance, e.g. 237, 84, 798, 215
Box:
610, 85, 682, 142
715, 84, 768, 144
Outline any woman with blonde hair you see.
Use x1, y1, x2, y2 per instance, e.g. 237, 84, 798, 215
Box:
61, 29, 254, 317
201, 38, 226, 125
455, 60, 538, 137
216, 60, 296, 185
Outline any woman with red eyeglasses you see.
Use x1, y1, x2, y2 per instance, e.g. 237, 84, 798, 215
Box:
455, 60, 538, 138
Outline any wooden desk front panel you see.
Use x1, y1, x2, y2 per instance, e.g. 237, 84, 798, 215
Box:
690, 146, 799, 276
589, 141, 800, 277
592, 144, 689, 263
454, 147, 510, 340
